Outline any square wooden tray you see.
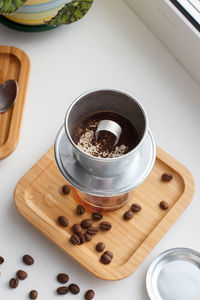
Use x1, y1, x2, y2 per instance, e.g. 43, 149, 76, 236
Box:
14, 146, 194, 280
0, 46, 30, 159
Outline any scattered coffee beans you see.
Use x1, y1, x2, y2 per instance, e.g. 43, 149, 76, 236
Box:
69, 283, 80, 294
81, 219, 93, 229
62, 184, 71, 195
104, 251, 113, 259
92, 212, 103, 221
161, 173, 173, 182
100, 253, 112, 265
5, 254, 96, 298
87, 226, 98, 235
85, 289, 95, 300
76, 205, 85, 215
23, 254, 34, 265
131, 203, 142, 212
9, 278, 19, 288
159, 201, 169, 210
57, 273, 69, 284
123, 210, 134, 220
78, 233, 85, 244
0, 256, 4, 264
29, 290, 38, 299
16, 270, 27, 280
84, 233, 92, 242
58, 216, 69, 227
70, 235, 80, 245
57, 286, 68, 295
99, 221, 112, 231
96, 242, 105, 252
72, 224, 82, 234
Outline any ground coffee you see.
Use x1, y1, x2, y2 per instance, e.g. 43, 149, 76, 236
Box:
72, 112, 139, 158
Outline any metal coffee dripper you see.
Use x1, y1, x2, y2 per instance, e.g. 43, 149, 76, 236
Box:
55, 89, 156, 212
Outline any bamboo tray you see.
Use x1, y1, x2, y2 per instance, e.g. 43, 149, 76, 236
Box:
14, 146, 194, 281
0, 46, 30, 159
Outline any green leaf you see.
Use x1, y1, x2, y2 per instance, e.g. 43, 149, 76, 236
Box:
46, 0, 93, 26
0, 0, 27, 13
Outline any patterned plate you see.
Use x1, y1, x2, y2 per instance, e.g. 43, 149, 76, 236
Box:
0, 15, 59, 32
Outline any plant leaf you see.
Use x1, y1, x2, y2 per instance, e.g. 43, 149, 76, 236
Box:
46, 0, 93, 26
0, 0, 27, 13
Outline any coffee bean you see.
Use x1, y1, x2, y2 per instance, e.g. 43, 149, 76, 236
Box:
70, 234, 80, 245
62, 184, 71, 195
159, 201, 169, 210
131, 203, 142, 212
57, 286, 68, 295
78, 233, 85, 244
85, 289, 95, 300
68, 284, 80, 294
16, 270, 27, 280
57, 273, 69, 284
96, 242, 105, 252
100, 253, 112, 265
81, 219, 93, 229
58, 216, 69, 227
161, 173, 173, 181
29, 290, 38, 299
104, 251, 113, 259
123, 210, 134, 220
87, 226, 98, 235
9, 278, 19, 288
0, 256, 4, 264
92, 212, 103, 221
99, 221, 112, 231
23, 254, 34, 265
84, 233, 92, 242
72, 224, 82, 234
76, 205, 85, 215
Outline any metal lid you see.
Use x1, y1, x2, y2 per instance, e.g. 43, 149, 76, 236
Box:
146, 248, 200, 300
54, 126, 156, 197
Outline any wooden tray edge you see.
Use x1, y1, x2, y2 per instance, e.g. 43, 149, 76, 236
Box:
14, 148, 115, 280
116, 146, 195, 278
14, 147, 195, 280
0, 46, 30, 159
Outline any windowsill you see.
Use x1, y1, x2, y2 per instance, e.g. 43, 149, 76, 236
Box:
124, 0, 200, 85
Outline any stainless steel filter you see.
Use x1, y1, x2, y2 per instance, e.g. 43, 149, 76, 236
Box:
65, 89, 148, 177
54, 89, 156, 211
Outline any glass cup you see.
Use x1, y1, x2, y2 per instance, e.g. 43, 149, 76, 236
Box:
73, 188, 129, 212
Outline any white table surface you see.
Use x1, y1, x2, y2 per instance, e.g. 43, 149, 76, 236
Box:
0, 0, 200, 299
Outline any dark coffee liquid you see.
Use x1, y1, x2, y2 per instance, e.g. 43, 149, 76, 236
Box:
72, 112, 139, 157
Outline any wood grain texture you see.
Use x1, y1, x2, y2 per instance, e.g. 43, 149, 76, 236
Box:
14, 146, 195, 280
0, 46, 30, 159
